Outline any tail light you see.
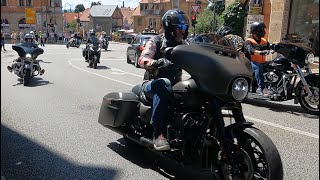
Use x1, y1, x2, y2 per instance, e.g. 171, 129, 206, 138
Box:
140, 45, 145, 51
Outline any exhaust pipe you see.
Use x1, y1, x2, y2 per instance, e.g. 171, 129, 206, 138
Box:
125, 134, 154, 148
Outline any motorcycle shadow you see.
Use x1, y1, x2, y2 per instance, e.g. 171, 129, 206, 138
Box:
243, 98, 318, 118
14, 77, 53, 87
86, 65, 110, 70
107, 138, 217, 180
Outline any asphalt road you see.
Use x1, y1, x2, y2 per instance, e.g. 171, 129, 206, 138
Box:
1, 42, 319, 180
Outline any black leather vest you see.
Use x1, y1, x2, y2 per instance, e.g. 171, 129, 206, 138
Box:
143, 35, 183, 85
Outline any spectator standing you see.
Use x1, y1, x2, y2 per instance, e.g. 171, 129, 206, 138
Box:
1, 30, 7, 52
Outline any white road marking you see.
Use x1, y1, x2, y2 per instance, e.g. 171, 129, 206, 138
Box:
244, 116, 319, 139
68, 60, 135, 87
68, 59, 319, 139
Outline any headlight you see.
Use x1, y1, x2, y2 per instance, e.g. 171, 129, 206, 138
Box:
305, 53, 315, 64
25, 53, 32, 58
231, 78, 249, 101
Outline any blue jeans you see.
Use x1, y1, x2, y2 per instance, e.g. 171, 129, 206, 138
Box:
143, 78, 172, 131
251, 61, 265, 90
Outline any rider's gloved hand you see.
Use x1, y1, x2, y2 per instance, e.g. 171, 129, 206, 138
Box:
152, 58, 172, 69
259, 50, 270, 55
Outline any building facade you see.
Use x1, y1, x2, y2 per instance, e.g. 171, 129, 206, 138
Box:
1, 0, 63, 37
132, 0, 208, 34
89, 5, 123, 36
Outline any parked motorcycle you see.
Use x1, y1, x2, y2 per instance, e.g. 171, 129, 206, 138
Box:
66, 38, 80, 48
100, 37, 109, 51
98, 35, 283, 179
82, 40, 101, 69
250, 38, 319, 115
11, 43, 44, 86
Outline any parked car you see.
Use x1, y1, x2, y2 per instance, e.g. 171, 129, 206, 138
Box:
126, 33, 158, 68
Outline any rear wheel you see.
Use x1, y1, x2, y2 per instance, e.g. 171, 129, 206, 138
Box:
66, 43, 69, 48
127, 53, 131, 64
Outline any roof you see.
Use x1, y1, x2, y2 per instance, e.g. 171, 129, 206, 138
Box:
140, 0, 170, 3
132, 5, 141, 16
63, 13, 80, 23
120, 7, 134, 25
79, 8, 90, 22
90, 5, 118, 17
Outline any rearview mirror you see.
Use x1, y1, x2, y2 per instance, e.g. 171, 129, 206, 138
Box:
164, 47, 174, 60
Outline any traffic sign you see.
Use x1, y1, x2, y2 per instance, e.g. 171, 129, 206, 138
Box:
191, 4, 201, 13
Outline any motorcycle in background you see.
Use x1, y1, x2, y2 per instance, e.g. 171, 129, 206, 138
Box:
98, 34, 283, 179
249, 37, 319, 115
82, 40, 101, 69
10, 43, 44, 86
66, 38, 80, 48
100, 37, 109, 51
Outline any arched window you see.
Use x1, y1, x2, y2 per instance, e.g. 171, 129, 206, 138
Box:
19, 18, 26, 24
1, 18, 9, 24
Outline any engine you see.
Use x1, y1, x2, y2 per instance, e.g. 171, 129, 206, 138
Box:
265, 71, 280, 83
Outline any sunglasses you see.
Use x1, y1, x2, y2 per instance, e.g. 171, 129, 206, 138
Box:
176, 24, 188, 30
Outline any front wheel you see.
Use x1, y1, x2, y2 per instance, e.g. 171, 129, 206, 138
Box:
202, 127, 283, 180
93, 55, 98, 69
134, 54, 140, 68
297, 77, 319, 115
23, 69, 31, 86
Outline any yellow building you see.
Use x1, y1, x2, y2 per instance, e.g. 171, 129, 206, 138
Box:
132, 0, 208, 33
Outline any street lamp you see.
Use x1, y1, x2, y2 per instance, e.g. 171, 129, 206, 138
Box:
208, 0, 223, 32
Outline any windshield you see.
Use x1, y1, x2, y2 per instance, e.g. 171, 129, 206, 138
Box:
190, 33, 236, 50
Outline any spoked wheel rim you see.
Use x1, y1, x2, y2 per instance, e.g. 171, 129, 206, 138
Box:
300, 85, 319, 112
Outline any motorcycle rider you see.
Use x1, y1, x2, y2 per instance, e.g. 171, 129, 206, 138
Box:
216, 25, 245, 52
7, 33, 45, 75
83, 29, 98, 61
99, 31, 108, 47
138, 9, 189, 151
243, 22, 271, 95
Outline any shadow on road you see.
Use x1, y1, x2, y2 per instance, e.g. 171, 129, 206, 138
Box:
243, 98, 319, 119
96, 65, 110, 70
1, 124, 118, 180
13, 77, 53, 87
107, 138, 217, 180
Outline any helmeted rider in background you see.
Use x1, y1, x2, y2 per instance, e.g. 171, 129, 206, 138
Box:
138, 9, 189, 151
7, 33, 45, 75
243, 22, 271, 95
83, 29, 98, 61
216, 25, 245, 52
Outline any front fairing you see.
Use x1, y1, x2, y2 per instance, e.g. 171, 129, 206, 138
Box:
171, 33, 252, 98
12, 43, 44, 59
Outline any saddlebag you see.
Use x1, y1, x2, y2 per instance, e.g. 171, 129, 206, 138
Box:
98, 92, 140, 127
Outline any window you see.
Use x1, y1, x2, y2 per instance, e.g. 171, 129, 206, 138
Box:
289, 0, 319, 55
19, 18, 26, 24
149, 18, 156, 29
138, 17, 142, 26
18, 0, 24, 6
49, 0, 55, 7
1, 0, 7, 6
1, 18, 9, 24
26, 0, 32, 6
172, 0, 179, 8
54, 0, 60, 7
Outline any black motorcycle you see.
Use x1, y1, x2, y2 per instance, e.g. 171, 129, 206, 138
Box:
100, 37, 109, 51
11, 43, 44, 86
82, 40, 101, 69
98, 34, 283, 179
66, 38, 80, 48
250, 38, 319, 115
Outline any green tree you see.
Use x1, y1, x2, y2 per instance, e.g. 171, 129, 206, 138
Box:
67, 20, 77, 30
91, 1, 102, 7
220, 2, 246, 37
74, 4, 85, 13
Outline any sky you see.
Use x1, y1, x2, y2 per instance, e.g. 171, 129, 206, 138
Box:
61, 0, 140, 10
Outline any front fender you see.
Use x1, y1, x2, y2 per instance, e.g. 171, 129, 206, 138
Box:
225, 121, 254, 139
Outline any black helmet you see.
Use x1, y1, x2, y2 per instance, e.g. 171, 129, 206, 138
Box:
162, 9, 190, 41
217, 25, 233, 36
89, 29, 96, 36
250, 22, 266, 38
24, 33, 33, 42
